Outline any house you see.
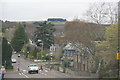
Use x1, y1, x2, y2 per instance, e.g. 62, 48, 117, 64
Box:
63, 43, 76, 60
73, 43, 97, 73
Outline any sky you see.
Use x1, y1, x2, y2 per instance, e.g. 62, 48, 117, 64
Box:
0, 0, 119, 21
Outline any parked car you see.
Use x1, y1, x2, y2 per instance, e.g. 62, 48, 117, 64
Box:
11, 58, 17, 63
28, 64, 39, 74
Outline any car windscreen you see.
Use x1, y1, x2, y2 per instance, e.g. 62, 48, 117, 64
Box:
30, 64, 37, 67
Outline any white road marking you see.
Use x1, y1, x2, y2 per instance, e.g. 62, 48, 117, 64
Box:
19, 73, 21, 75
45, 70, 48, 72
19, 73, 22, 75
23, 70, 27, 72
22, 70, 27, 74
21, 73, 29, 78
45, 68, 49, 71
24, 75, 29, 78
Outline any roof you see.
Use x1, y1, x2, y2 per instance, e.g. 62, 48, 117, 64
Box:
63, 43, 76, 50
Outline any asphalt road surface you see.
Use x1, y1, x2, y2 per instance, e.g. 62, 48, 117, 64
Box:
5, 54, 92, 78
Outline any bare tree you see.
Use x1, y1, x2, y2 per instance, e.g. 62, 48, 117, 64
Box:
64, 20, 105, 56
84, 2, 118, 24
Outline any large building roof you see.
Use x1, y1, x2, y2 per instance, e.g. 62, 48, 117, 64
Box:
63, 43, 76, 50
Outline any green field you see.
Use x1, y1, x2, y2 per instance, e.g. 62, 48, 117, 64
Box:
48, 21, 66, 24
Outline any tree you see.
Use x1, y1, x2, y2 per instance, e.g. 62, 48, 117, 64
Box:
11, 24, 28, 52
97, 24, 118, 55
64, 20, 106, 73
65, 20, 105, 42
84, 2, 118, 24
28, 50, 35, 59
37, 50, 46, 60
54, 35, 65, 46
22, 45, 32, 58
64, 20, 105, 56
28, 46, 39, 59
22, 45, 28, 58
34, 21, 55, 49
96, 24, 118, 77
0, 37, 2, 66
2, 37, 13, 69
63, 58, 71, 68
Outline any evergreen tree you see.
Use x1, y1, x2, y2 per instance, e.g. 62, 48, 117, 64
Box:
0, 37, 2, 66
34, 21, 55, 49
2, 37, 12, 69
11, 24, 28, 52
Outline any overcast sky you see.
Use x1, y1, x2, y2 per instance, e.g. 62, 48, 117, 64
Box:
0, 0, 119, 21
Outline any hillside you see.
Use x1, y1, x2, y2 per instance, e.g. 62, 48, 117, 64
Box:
3, 21, 65, 42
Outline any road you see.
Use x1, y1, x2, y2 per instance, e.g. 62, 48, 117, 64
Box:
5, 54, 91, 78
